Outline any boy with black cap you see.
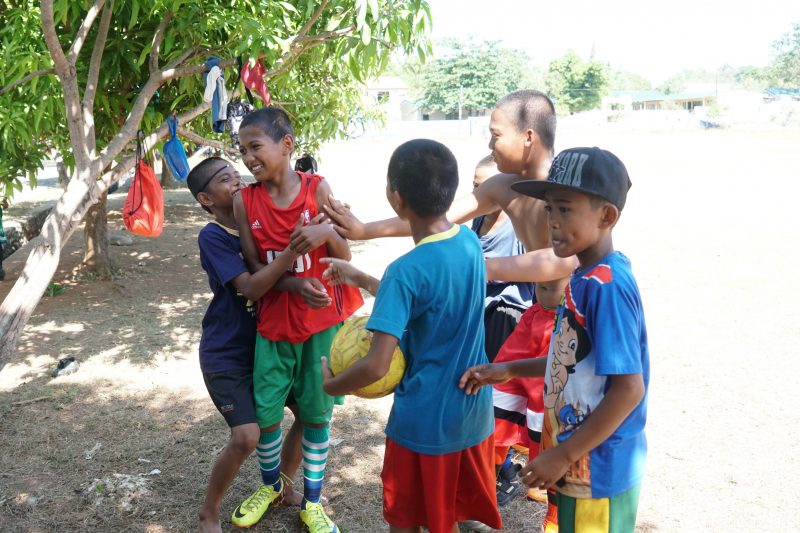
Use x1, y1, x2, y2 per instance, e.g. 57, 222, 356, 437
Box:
187, 157, 308, 533
460, 147, 649, 533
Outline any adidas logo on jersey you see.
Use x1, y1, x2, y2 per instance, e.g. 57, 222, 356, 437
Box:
251, 219, 262, 230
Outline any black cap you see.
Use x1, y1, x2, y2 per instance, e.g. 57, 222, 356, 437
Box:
511, 147, 632, 210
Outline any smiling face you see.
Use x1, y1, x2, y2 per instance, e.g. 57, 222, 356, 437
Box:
196, 160, 243, 211
544, 188, 615, 267
488, 107, 528, 175
238, 125, 292, 182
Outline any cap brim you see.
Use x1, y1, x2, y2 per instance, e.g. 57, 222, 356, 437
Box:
510, 179, 578, 200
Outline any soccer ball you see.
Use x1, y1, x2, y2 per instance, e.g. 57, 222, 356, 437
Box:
330, 316, 406, 399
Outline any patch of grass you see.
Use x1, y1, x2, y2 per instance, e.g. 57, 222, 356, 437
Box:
45, 282, 65, 297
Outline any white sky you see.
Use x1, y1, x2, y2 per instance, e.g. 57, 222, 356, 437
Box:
426, 0, 800, 83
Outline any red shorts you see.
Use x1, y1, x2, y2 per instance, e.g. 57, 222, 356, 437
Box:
492, 304, 553, 456
381, 436, 502, 533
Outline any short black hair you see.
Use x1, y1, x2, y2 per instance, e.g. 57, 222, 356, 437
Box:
239, 107, 294, 143
187, 156, 231, 213
387, 139, 458, 217
475, 154, 495, 170
496, 90, 557, 155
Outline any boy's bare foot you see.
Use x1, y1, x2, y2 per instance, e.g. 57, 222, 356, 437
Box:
198, 516, 222, 533
281, 487, 328, 506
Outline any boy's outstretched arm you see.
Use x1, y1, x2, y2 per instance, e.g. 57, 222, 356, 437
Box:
320, 257, 380, 296
486, 249, 578, 283
459, 358, 548, 395
323, 178, 503, 240
519, 373, 645, 490
321, 331, 398, 396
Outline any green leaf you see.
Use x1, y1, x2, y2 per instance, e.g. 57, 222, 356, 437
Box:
356, 0, 367, 30
129, 1, 140, 31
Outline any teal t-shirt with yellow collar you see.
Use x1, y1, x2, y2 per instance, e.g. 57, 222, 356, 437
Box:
367, 224, 493, 455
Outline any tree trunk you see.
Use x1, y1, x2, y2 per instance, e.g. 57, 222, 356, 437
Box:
160, 155, 178, 189
56, 157, 69, 190
82, 190, 112, 279
0, 172, 97, 370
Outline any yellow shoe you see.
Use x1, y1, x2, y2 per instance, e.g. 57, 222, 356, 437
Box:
231, 481, 283, 528
299, 501, 339, 533
542, 519, 559, 533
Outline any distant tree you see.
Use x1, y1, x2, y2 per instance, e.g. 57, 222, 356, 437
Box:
769, 22, 800, 85
607, 68, 652, 92
414, 39, 539, 116
545, 50, 608, 114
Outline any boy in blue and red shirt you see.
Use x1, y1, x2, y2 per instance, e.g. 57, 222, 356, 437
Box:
232, 108, 362, 533
461, 147, 649, 533
321, 139, 502, 533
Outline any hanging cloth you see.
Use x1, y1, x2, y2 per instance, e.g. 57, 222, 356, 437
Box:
163, 115, 190, 181
240, 58, 271, 106
123, 132, 164, 238
203, 56, 228, 133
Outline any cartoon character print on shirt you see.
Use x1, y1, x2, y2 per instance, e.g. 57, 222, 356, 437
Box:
544, 306, 593, 490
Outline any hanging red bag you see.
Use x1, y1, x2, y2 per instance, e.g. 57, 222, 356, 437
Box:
123, 132, 164, 237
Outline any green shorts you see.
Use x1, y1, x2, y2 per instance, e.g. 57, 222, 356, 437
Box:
253, 324, 342, 427
557, 484, 641, 533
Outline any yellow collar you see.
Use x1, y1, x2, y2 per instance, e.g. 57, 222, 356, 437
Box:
210, 220, 239, 237
416, 224, 460, 247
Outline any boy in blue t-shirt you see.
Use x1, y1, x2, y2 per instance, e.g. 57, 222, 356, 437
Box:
189, 157, 313, 533
320, 139, 502, 533
461, 147, 649, 532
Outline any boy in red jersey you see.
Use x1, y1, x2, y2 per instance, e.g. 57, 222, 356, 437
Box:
231, 108, 363, 533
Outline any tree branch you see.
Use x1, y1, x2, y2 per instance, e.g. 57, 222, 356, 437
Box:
66, 0, 106, 65
265, 28, 356, 80
149, 11, 173, 73
0, 68, 56, 96
177, 126, 239, 157
296, 0, 330, 40
93, 78, 221, 177
41, 0, 91, 170
40, 0, 69, 73
82, 0, 114, 139
163, 46, 200, 71
294, 26, 356, 45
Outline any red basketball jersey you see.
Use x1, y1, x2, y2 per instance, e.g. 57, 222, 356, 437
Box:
240, 173, 363, 342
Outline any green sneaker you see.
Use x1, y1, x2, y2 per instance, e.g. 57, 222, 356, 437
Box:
231, 481, 283, 528
299, 501, 339, 533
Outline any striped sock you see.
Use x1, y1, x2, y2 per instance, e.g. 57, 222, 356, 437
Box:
256, 429, 282, 490
301, 425, 329, 506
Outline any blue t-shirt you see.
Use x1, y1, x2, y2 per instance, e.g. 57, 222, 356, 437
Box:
367, 225, 493, 455
541, 251, 649, 498
470, 216, 534, 308
198, 222, 256, 374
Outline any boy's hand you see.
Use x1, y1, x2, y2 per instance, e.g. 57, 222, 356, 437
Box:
297, 277, 331, 308
289, 213, 332, 255
458, 363, 511, 395
519, 447, 571, 490
323, 194, 366, 240
320, 356, 335, 394
1, 197, 8, 209
320, 257, 361, 287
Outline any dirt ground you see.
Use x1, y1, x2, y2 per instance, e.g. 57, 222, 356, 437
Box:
1, 121, 799, 532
